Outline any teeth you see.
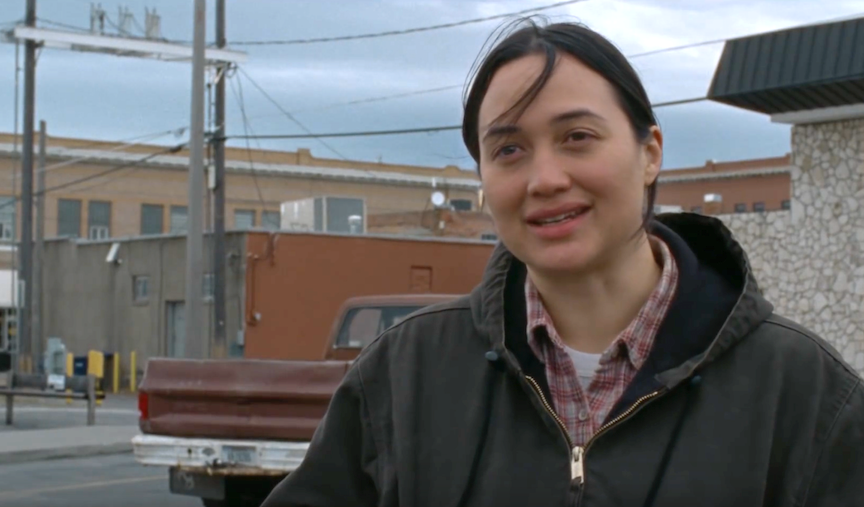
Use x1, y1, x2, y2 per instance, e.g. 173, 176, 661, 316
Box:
537, 211, 581, 225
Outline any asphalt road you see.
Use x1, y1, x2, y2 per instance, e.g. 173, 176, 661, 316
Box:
0, 454, 199, 507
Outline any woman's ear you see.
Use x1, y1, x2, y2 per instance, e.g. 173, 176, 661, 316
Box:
643, 126, 663, 186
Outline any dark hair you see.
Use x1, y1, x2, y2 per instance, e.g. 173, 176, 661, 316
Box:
461, 18, 660, 226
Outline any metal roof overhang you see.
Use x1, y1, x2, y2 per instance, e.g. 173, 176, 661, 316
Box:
707, 17, 864, 116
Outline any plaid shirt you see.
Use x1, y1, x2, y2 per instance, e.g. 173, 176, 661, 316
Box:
526, 237, 679, 446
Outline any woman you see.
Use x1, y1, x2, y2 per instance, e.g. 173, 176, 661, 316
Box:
264, 19, 863, 507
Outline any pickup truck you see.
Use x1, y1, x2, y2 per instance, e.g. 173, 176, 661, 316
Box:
132, 293, 458, 507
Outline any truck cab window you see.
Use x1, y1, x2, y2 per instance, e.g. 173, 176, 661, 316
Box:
336, 306, 423, 348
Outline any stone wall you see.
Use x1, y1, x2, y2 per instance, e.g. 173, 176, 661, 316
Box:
717, 118, 864, 376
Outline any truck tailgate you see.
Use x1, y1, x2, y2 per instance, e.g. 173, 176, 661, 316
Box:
139, 358, 350, 441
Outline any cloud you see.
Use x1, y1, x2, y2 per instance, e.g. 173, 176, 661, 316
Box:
0, 0, 860, 170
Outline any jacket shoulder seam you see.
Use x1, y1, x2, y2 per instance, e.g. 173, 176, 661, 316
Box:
386, 304, 472, 330
764, 317, 860, 378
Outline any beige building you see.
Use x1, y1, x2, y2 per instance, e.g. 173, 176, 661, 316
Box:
0, 132, 482, 243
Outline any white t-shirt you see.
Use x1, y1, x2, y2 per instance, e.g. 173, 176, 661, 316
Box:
564, 346, 603, 390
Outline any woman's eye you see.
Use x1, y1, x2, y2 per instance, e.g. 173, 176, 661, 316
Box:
495, 144, 521, 159
567, 131, 594, 143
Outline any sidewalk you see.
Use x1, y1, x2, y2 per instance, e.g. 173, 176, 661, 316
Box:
0, 425, 139, 464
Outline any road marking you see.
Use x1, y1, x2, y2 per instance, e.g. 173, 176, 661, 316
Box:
0, 474, 163, 499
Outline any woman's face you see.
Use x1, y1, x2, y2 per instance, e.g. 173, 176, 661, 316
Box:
477, 53, 662, 276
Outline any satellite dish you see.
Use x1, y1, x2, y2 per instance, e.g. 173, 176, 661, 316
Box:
431, 191, 446, 207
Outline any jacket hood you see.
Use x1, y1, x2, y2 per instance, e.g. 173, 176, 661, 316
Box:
469, 212, 775, 390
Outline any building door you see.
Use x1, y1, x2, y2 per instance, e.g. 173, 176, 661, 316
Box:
166, 302, 186, 358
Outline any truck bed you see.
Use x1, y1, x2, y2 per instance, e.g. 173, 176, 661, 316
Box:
139, 358, 350, 441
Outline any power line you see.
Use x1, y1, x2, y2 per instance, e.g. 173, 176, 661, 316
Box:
1, 127, 188, 182
0, 143, 187, 213
236, 66, 349, 160
35, 17, 90, 33
229, 74, 266, 208
230, 96, 708, 140
42, 143, 186, 194
286, 85, 463, 115
231, 0, 589, 46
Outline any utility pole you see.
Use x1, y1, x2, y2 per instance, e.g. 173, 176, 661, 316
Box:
212, 0, 227, 359
19, 0, 36, 372
32, 120, 45, 372
184, 0, 206, 359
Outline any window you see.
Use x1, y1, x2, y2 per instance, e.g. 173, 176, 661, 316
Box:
140, 204, 164, 235
88, 200, 111, 240
753, 202, 766, 212
133, 275, 149, 303
451, 199, 473, 211
170, 205, 188, 234
234, 209, 256, 229
734, 203, 747, 213
262, 210, 281, 230
690, 206, 702, 214
57, 199, 82, 238
0, 196, 15, 240
781, 199, 791, 210
203, 272, 214, 300
481, 233, 498, 241
335, 305, 427, 349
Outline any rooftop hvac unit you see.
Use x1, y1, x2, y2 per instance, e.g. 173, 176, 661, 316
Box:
280, 196, 366, 234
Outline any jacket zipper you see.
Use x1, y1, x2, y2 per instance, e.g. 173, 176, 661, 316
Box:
524, 376, 583, 483
525, 374, 666, 492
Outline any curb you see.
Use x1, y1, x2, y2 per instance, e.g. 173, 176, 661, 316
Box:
0, 441, 133, 465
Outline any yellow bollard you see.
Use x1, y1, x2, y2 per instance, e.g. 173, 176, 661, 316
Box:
65, 352, 74, 405
112, 354, 120, 394
129, 351, 137, 393
87, 351, 104, 406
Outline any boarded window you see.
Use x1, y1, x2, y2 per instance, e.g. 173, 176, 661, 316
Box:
410, 266, 432, 293
262, 210, 281, 230
170, 206, 188, 234
57, 199, 82, 238
133, 275, 149, 303
234, 209, 256, 229
0, 196, 15, 240
140, 204, 164, 235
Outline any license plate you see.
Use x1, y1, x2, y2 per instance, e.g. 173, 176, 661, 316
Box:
221, 445, 257, 466
169, 468, 225, 499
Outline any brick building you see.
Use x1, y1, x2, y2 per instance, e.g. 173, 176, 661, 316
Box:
656, 155, 792, 214
0, 132, 482, 244
0, 131, 794, 244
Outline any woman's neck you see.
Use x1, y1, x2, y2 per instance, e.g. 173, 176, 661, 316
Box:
528, 234, 664, 354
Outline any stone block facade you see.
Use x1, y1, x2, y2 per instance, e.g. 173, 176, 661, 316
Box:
717, 118, 864, 376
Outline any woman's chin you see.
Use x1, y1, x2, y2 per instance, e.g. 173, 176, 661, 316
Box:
524, 242, 600, 276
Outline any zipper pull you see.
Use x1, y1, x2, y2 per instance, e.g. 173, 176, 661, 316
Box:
571, 446, 584, 484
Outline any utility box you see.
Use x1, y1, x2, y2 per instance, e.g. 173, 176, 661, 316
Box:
43, 337, 67, 376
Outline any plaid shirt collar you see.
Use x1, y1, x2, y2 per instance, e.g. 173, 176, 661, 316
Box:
526, 236, 679, 371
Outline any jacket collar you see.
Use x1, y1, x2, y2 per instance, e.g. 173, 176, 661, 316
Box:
470, 213, 774, 388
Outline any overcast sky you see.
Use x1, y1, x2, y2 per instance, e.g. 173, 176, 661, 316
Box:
1, 0, 863, 171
